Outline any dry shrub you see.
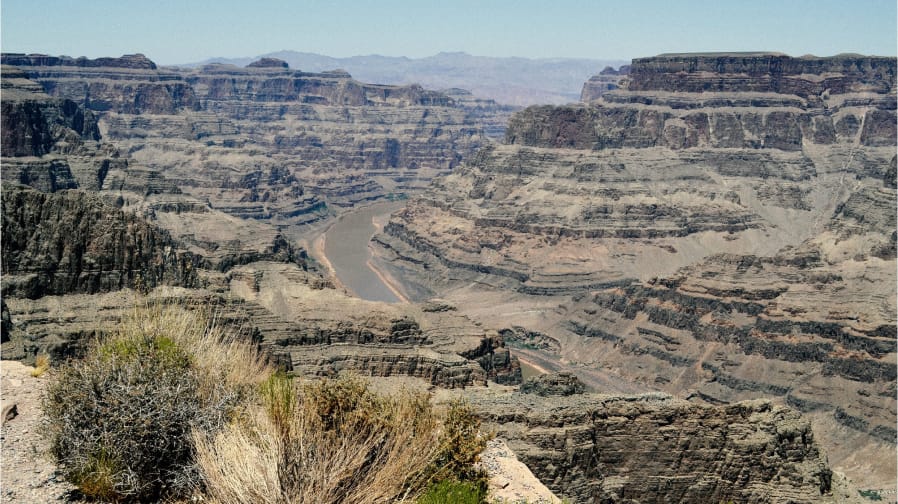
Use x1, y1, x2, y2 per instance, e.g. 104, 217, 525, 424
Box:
42, 304, 270, 502
30, 354, 50, 377
195, 374, 489, 504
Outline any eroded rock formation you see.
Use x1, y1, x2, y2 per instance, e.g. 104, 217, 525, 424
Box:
376, 52, 897, 488
2, 53, 515, 225
0, 67, 519, 387
470, 390, 853, 503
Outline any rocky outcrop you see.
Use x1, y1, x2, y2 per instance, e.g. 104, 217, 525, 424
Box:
1, 261, 522, 387
1, 53, 157, 69
376, 142, 827, 295
555, 183, 897, 450
1, 300, 11, 343
1, 66, 127, 194
626, 53, 895, 96
1, 187, 202, 298
579, 64, 630, 102
1, 159, 79, 192
525, 53, 897, 150
246, 58, 289, 69
1, 66, 99, 157
222, 262, 521, 387
520, 372, 585, 396
471, 391, 843, 503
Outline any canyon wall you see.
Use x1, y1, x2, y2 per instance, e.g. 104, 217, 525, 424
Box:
2, 53, 514, 225
0, 64, 520, 388
376, 52, 897, 489
471, 389, 849, 503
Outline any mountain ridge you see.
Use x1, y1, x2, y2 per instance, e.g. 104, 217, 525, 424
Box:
179, 50, 627, 106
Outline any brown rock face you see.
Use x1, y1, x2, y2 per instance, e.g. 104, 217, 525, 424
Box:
520, 372, 585, 396
375, 52, 896, 488
1, 53, 157, 70
546, 53, 898, 150
579, 64, 630, 102
1, 67, 100, 157
627, 53, 895, 96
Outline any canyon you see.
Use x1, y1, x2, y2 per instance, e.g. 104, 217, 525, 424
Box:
377, 52, 897, 491
1, 51, 895, 501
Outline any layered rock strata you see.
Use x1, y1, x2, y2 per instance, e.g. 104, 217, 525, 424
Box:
470, 390, 858, 503
0, 65, 521, 388
579, 64, 630, 102
1, 187, 202, 298
375, 52, 897, 488
2, 262, 521, 389
2, 54, 515, 226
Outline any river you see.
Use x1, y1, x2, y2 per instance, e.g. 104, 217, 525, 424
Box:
322, 201, 407, 303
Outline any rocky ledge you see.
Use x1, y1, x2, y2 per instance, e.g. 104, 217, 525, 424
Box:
470, 389, 862, 503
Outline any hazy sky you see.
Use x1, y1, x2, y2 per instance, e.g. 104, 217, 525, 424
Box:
2, 0, 895, 65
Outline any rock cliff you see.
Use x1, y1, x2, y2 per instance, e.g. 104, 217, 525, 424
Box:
2, 53, 515, 226
375, 52, 897, 489
579, 64, 630, 102
470, 390, 859, 503
0, 64, 521, 386
1, 187, 202, 298
1, 262, 521, 388
1, 67, 99, 157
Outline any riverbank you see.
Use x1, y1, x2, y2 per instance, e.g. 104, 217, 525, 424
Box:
313, 201, 408, 304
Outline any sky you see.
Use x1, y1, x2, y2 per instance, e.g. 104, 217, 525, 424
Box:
2, 0, 895, 65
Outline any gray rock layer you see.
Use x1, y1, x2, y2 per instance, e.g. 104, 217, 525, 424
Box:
473, 392, 835, 503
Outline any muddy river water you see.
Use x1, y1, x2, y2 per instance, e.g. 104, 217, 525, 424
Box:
323, 201, 407, 303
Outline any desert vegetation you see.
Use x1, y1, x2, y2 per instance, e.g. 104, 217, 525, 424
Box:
41, 304, 489, 503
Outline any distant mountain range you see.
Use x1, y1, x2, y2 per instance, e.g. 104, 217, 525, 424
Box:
181, 51, 627, 106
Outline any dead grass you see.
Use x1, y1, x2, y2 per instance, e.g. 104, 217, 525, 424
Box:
125, 303, 271, 391
30, 354, 50, 377
195, 374, 488, 504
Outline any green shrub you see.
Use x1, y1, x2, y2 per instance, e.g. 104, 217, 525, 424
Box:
417, 480, 487, 504
42, 305, 269, 502
421, 399, 490, 491
859, 489, 883, 501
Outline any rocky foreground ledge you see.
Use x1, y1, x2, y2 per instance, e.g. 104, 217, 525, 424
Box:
468, 386, 866, 503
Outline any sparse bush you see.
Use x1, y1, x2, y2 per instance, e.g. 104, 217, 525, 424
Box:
42, 305, 269, 502
195, 374, 490, 504
424, 399, 490, 490
417, 480, 487, 504
858, 489, 883, 501
41, 303, 490, 503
